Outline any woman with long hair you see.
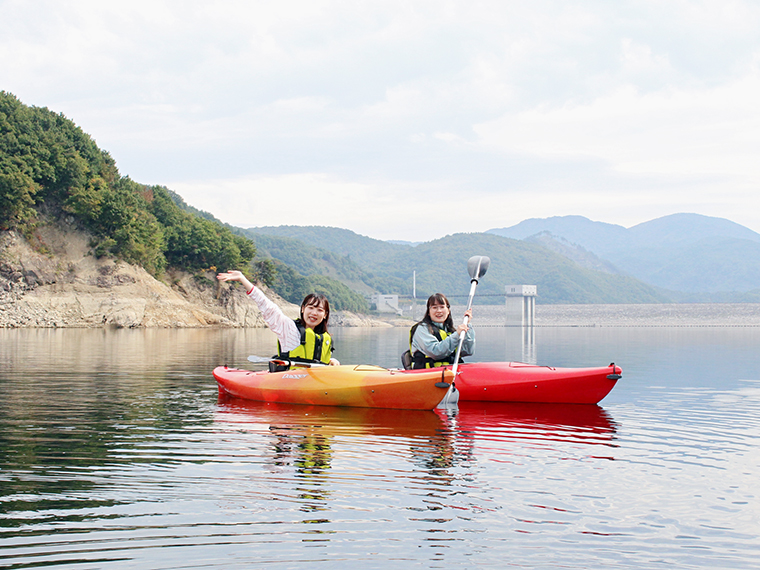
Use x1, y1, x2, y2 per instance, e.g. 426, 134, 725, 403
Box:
216, 270, 339, 368
408, 292, 475, 369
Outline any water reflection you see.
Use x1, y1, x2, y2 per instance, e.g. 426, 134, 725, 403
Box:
215, 396, 447, 439
215, 397, 457, 513
2, 327, 758, 569
521, 325, 536, 363
438, 401, 618, 451
213, 395, 620, 521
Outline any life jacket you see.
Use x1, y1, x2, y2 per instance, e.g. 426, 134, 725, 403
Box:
271, 320, 333, 371
408, 322, 461, 369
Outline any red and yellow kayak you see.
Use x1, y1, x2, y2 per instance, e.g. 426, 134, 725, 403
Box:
452, 362, 622, 404
213, 364, 453, 410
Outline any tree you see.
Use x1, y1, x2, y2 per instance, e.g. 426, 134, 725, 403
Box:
1, 91, 256, 278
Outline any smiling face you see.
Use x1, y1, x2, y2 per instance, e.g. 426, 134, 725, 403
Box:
302, 302, 326, 328
300, 294, 330, 331
426, 293, 451, 324
428, 302, 450, 323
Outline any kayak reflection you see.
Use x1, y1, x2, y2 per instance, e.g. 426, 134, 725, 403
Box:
437, 401, 618, 448
216, 394, 447, 438
215, 394, 458, 512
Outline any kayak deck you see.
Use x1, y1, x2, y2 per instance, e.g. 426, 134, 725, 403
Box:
214, 364, 453, 410
454, 362, 622, 404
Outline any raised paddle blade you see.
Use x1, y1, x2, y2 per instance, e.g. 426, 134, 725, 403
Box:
467, 256, 490, 282
453, 256, 490, 380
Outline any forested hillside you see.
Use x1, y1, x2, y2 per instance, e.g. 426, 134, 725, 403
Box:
0, 92, 373, 312
165, 194, 371, 311
1, 91, 253, 275
249, 226, 669, 304
249, 225, 408, 265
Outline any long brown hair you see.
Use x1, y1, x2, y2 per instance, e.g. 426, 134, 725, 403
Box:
421, 293, 455, 333
299, 293, 330, 334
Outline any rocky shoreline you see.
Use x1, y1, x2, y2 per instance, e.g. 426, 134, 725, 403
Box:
0, 226, 388, 329
3, 227, 759, 329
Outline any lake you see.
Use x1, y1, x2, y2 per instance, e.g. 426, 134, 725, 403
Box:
1, 317, 759, 569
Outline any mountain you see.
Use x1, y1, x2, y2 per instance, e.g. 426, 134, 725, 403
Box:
239, 229, 408, 295
488, 215, 630, 254
488, 213, 760, 294
524, 232, 621, 274
627, 214, 760, 249
242, 226, 668, 304
248, 225, 409, 265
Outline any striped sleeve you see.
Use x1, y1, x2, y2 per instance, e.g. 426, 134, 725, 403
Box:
248, 286, 302, 352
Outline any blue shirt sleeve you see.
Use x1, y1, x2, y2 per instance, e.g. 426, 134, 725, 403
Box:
411, 322, 475, 359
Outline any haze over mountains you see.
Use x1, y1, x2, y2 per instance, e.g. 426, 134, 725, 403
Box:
487, 213, 760, 296
244, 213, 760, 304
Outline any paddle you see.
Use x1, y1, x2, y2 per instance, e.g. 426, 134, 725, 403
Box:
436, 256, 490, 407
451, 255, 490, 379
247, 355, 326, 368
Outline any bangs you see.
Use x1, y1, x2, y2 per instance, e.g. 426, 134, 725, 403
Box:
302, 293, 329, 311
428, 293, 449, 307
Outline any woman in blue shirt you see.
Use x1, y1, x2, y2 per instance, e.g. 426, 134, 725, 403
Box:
408, 293, 475, 369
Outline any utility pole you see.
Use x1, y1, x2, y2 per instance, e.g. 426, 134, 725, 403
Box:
412, 271, 416, 320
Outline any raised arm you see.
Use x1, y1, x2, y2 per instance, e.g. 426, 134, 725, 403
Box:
216, 270, 301, 351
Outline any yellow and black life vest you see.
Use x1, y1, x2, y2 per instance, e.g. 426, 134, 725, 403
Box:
273, 320, 333, 370
408, 322, 460, 369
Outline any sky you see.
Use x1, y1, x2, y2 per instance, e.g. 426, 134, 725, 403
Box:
3, 0, 760, 242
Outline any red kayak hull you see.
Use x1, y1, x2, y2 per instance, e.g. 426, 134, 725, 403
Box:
453, 362, 621, 404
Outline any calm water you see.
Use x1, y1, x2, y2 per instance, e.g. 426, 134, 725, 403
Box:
1, 322, 759, 569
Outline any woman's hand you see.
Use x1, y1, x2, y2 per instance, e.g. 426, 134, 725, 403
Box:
329, 358, 341, 366
216, 270, 254, 292
456, 309, 473, 334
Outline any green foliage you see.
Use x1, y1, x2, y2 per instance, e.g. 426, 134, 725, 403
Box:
247, 231, 408, 294
249, 226, 671, 305
266, 260, 312, 304
150, 185, 254, 271
0, 92, 255, 276
0, 158, 39, 228
263, 258, 370, 312
252, 258, 277, 287
307, 274, 370, 313
69, 176, 167, 273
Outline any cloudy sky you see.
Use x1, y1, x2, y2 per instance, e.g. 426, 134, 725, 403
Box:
3, 0, 760, 241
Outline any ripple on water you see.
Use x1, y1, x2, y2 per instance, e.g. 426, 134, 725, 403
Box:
2, 329, 760, 569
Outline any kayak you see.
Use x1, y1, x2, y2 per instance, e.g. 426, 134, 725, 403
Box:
451, 362, 621, 404
213, 364, 453, 410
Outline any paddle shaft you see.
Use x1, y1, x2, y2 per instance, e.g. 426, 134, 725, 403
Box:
451, 278, 478, 378
449, 255, 490, 379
